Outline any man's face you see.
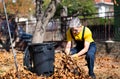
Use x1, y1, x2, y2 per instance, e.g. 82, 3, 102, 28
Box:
71, 27, 80, 35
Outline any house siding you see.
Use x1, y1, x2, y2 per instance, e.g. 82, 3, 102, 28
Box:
95, 0, 113, 17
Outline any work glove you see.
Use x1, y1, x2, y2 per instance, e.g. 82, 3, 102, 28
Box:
71, 54, 79, 60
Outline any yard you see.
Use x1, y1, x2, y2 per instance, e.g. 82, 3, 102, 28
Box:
0, 49, 120, 79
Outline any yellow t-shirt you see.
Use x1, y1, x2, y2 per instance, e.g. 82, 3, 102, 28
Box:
66, 26, 94, 43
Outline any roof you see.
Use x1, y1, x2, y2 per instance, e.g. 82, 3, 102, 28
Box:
95, 0, 113, 5
95, 0, 112, 3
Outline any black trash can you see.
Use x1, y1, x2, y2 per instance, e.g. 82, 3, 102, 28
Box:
29, 42, 55, 76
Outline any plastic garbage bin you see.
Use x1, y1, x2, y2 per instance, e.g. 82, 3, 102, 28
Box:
29, 42, 55, 76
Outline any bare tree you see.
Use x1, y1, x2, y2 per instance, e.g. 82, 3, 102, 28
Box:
32, 0, 61, 43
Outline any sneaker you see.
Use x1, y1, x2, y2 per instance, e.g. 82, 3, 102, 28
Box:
3, 44, 10, 52
5, 47, 10, 52
90, 74, 96, 79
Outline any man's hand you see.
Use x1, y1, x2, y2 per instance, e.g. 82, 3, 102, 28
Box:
71, 54, 79, 60
64, 50, 70, 55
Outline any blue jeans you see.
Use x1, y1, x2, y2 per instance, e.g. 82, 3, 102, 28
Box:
70, 42, 96, 76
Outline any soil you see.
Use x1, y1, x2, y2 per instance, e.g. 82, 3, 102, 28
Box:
0, 49, 120, 79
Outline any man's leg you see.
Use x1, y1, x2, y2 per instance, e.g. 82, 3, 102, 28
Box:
85, 43, 96, 78
6, 36, 11, 51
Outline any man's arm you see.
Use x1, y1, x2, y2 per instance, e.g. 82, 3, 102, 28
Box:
65, 41, 71, 55
77, 41, 90, 56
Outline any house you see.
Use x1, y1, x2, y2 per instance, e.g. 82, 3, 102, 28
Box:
95, 0, 114, 17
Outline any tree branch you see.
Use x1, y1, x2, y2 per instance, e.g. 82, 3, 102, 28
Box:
32, 0, 61, 43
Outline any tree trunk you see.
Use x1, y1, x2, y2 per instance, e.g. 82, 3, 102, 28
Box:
32, 0, 61, 43
60, 6, 68, 40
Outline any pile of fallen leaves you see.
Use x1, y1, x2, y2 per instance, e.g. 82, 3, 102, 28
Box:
1, 51, 120, 79
53, 52, 90, 79
0, 51, 91, 79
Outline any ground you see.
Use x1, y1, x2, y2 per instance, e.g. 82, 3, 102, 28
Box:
0, 49, 120, 79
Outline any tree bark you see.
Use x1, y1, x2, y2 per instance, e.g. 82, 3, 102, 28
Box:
32, 0, 61, 43
60, 6, 68, 40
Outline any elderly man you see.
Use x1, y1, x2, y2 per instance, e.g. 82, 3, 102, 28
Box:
65, 17, 96, 79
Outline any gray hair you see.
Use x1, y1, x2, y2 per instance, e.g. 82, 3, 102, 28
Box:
69, 17, 81, 28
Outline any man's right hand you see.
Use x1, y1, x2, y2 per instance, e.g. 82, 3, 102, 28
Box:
64, 50, 70, 55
